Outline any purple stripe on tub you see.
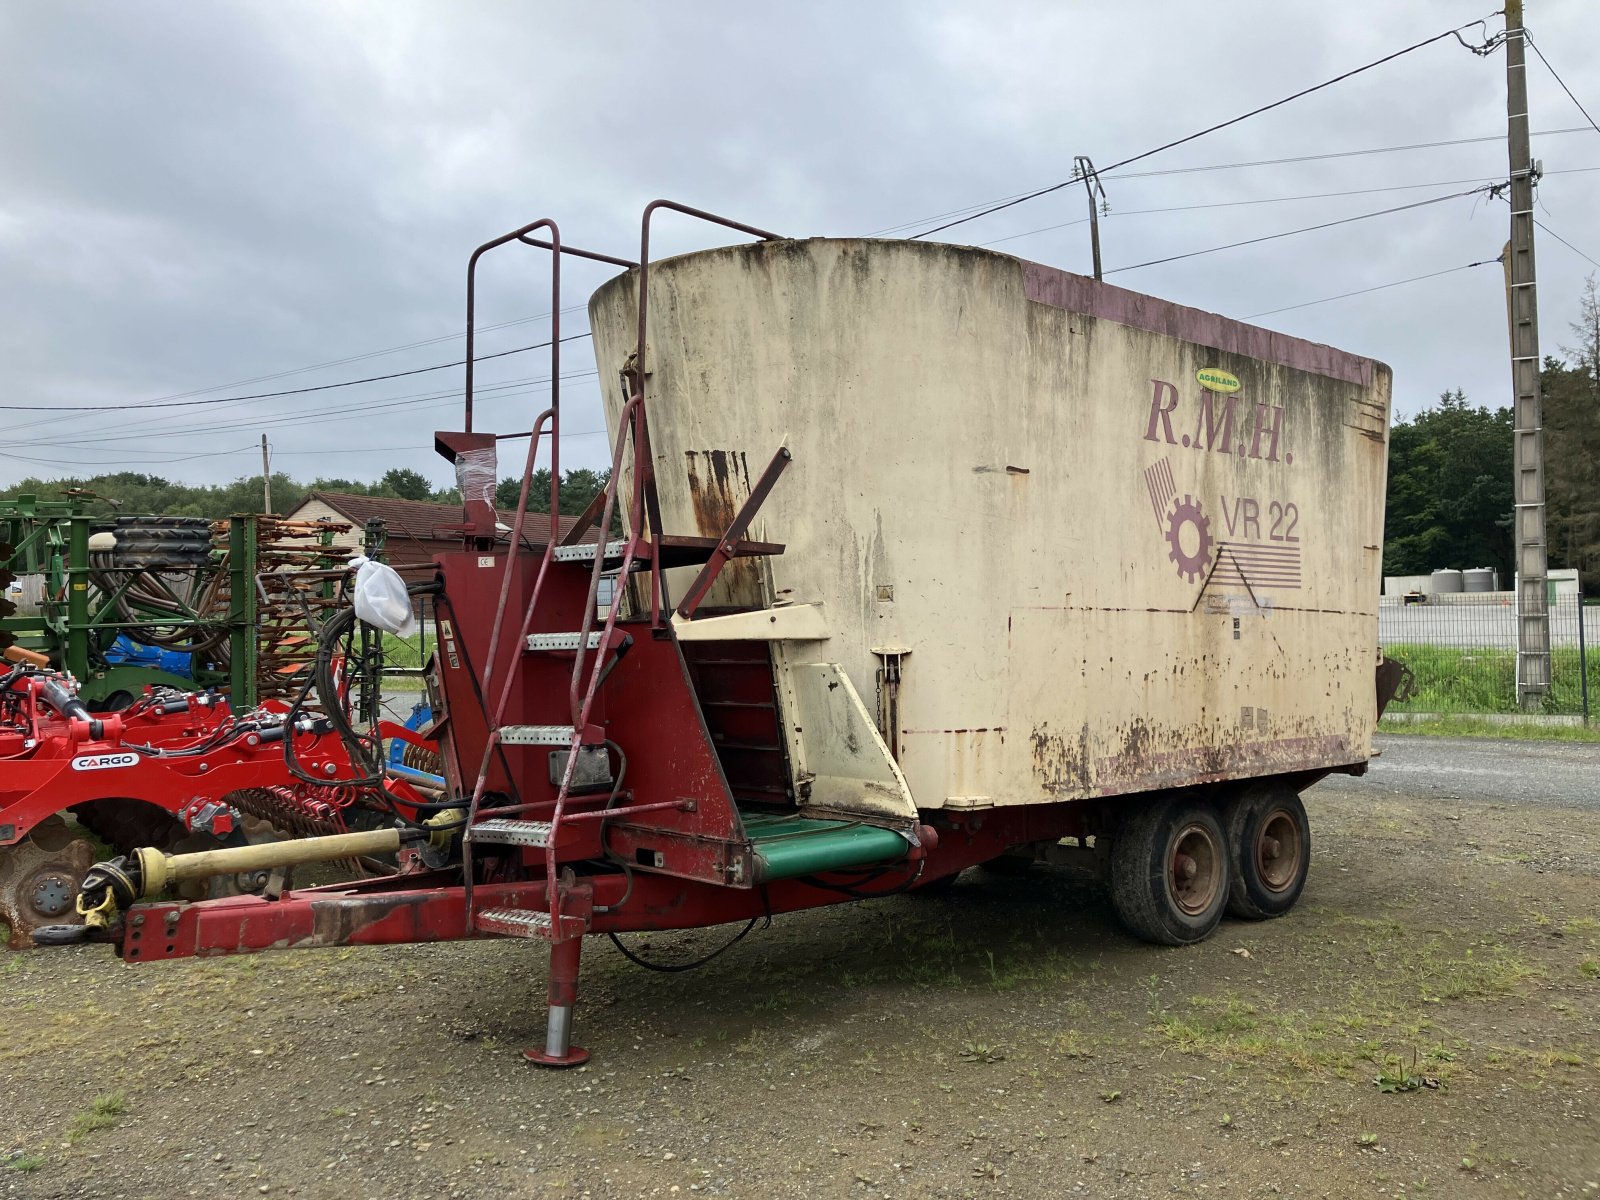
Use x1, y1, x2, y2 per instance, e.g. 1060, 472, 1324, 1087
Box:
1020, 262, 1376, 388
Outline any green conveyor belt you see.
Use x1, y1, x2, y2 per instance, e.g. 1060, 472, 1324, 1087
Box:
742, 810, 910, 883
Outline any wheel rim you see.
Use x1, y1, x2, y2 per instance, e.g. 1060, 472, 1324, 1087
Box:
1169, 822, 1221, 916
0, 823, 97, 948
1255, 809, 1303, 893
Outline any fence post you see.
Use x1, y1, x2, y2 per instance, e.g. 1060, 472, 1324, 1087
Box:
1579, 592, 1590, 725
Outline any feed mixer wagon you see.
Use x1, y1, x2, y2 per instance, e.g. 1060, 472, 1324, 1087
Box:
45, 203, 1405, 1068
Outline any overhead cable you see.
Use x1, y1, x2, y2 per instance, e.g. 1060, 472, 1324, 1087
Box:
1525, 34, 1600, 138
1244, 259, 1500, 319
870, 127, 1593, 239
977, 170, 1600, 248
0, 332, 595, 414
1534, 220, 1600, 270
131, 303, 588, 405
910, 18, 1501, 240
0, 444, 259, 469
1103, 185, 1492, 276
6, 371, 603, 451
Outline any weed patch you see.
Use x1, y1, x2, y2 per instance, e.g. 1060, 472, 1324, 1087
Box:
68, 1092, 127, 1143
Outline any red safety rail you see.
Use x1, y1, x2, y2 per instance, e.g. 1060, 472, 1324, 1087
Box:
446, 205, 783, 948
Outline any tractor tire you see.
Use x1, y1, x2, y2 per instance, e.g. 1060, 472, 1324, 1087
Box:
1108, 796, 1229, 946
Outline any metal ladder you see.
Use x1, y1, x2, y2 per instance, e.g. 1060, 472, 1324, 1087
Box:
453, 204, 783, 1066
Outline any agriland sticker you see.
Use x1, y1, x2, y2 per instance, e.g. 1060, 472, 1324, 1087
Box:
71, 752, 139, 772
1196, 367, 1241, 394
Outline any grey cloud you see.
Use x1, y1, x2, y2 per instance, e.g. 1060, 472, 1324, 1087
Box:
2, 0, 1596, 488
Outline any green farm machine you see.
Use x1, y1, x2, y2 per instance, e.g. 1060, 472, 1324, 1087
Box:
0, 495, 368, 710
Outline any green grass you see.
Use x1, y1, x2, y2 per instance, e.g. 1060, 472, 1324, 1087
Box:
1380, 715, 1600, 742
3, 1154, 44, 1173
67, 1092, 126, 1143
379, 630, 428, 670
1383, 643, 1597, 717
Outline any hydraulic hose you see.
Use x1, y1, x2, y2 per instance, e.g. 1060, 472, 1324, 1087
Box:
279, 577, 443, 823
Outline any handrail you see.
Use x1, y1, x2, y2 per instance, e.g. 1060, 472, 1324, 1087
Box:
566, 395, 642, 724
462, 202, 784, 927
517, 235, 638, 270
462, 408, 558, 922
464, 219, 561, 435
632, 201, 783, 625
460, 217, 563, 925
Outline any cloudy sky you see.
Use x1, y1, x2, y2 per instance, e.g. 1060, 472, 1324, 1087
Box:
3, 0, 1597, 493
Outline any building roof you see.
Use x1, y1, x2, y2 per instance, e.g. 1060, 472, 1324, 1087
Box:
297, 491, 600, 550
301, 492, 459, 544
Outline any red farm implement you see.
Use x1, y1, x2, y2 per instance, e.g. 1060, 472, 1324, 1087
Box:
41, 202, 1400, 1070
0, 651, 436, 948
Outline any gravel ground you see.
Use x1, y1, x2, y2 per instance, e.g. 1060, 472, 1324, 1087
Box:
1323, 733, 1600, 812
2, 737, 1597, 1199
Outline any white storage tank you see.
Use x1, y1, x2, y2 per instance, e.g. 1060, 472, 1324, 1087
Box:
1463, 567, 1498, 593
589, 239, 1392, 816
1431, 568, 1465, 594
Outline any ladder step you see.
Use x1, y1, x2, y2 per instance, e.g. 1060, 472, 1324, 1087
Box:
475, 908, 553, 938
526, 632, 604, 651
553, 540, 632, 562
470, 818, 554, 847
499, 725, 576, 746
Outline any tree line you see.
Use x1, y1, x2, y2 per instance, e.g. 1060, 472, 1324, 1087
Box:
0, 466, 614, 521
1384, 278, 1600, 593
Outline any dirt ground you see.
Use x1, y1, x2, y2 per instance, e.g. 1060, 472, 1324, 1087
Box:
2, 768, 1597, 1199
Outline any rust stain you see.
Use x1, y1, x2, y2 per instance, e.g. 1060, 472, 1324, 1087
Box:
681, 448, 761, 603
1095, 732, 1352, 793
683, 449, 743, 537
303, 895, 430, 948
1029, 722, 1091, 796
1118, 718, 1154, 771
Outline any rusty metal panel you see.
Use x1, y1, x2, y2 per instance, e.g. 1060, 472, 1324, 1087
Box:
588, 239, 1391, 813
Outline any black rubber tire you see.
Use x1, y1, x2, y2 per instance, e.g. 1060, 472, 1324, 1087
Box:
1223, 784, 1311, 920
1108, 796, 1229, 946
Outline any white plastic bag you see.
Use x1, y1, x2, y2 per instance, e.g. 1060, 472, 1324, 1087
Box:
348, 554, 417, 637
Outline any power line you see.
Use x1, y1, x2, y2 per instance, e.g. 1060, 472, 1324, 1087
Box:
0, 331, 595, 413
5, 370, 603, 452
869, 126, 1594, 239
1525, 33, 1600, 138
1103, 185, 1491, 276
975, 170, 1600, 248
272, 430, 613, 455
129, 303, 589, 405
1534, 219, 1600, 270
0, 444, 258, 469
910, 18, 1496, 239
1244, 258, 1500, 319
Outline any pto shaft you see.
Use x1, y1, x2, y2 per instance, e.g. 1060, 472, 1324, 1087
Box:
132, 828, 405, 896
61, 810, 465, 935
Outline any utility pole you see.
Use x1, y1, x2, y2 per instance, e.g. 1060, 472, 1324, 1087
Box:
1504, 0, 1550, 710
260, 434, 273, 515
1074, 156, 1108, 281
